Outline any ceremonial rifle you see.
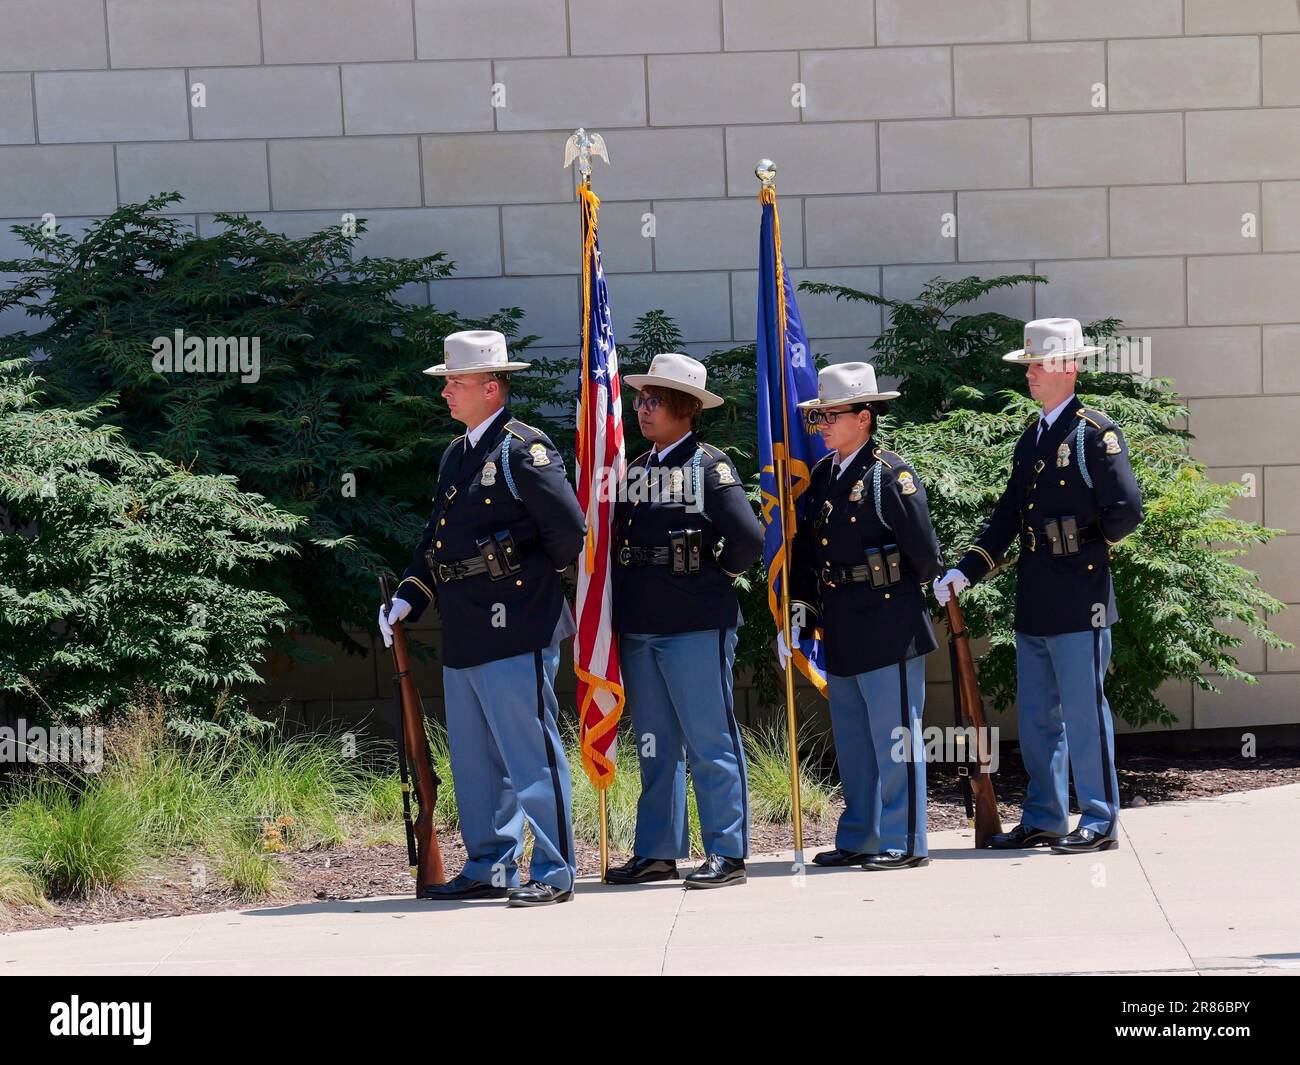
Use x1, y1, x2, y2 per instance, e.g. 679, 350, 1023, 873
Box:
380, 574, 447, 893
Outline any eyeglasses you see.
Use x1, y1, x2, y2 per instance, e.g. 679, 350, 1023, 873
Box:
804, 408, 859, 427
632, 393, 665, 412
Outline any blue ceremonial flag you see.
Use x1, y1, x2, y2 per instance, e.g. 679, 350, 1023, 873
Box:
756, 185, 828, 695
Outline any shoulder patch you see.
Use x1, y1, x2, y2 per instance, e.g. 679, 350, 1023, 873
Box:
715, 461, 737, 486
896, 469, 917, 495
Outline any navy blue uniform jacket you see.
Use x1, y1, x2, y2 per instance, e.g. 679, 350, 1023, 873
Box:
397, 408, 587, 669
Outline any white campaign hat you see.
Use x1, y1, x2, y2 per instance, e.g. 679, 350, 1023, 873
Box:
422, 329, 532, 377
623, 352, 724, 409
1002, 317, 1103, 364
797, 361, 899, 410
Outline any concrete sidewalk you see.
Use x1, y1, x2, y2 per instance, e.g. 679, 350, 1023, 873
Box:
5, 783, 1300, 975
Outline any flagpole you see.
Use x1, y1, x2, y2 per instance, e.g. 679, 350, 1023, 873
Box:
758, 161, 805, 871
582, 166, 610, 885
570, 129, 612, 884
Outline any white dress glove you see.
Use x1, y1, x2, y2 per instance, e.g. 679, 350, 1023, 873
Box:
932, 568, 971, 606
378, 597, 412, 648
776, 625, 802, 669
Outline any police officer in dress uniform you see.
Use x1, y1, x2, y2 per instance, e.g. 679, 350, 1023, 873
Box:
933, 318, 1144, 854
784, 363, 944, 871
603, 353, 765, 890
378, 330, 587, 906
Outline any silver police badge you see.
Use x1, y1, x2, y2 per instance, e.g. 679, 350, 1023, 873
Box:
669, 467, 685, 495
480, 460, 497, 486
1056, 440, 1070, 468
529, 442, 550, 466
849, 479, 865, 502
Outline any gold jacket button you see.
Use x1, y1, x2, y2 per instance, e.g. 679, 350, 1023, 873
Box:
515, 579, 524, 587
435, 540, 442, 548
821, 538, 828, 546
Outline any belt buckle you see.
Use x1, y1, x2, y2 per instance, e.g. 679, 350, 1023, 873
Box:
617, 546, 631, 566
820, 563, 836, 589
435, 562, 450, 582
1024, 530, 1036, 553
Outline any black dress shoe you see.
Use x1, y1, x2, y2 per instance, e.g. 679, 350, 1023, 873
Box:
506, 879, 574, 907
987, 823, 1064, 850
419, 873, 509, 901
683, 854, 746, 889
862, 853, 929, 871
812, 848, 874, 867
1050, 827, 1118, 853
605, 855, 679, 885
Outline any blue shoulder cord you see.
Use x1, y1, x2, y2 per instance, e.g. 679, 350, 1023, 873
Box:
872, 459, 890, 529
1075, 418, 1092, 489
691, 447, 706, 519
499, 435, 522, 501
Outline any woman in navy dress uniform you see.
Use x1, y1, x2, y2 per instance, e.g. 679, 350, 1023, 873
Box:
605, 353, 765, 890
785, 363, 944, 871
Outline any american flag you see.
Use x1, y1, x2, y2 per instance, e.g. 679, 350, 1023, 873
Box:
574, 184, 626, 789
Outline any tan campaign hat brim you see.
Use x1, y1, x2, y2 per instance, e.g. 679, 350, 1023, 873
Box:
1002, 345, 1104, 364
622, 373, 724, 409
796, 387, 900, 410
423, 360, 532, 376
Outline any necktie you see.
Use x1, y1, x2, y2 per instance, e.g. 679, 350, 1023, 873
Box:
1037, 418, 1049, 443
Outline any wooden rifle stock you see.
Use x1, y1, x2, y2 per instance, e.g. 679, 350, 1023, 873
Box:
380, 575, 447, 893
944, 595, 1004, 848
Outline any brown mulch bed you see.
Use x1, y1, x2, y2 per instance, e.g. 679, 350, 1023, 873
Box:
5, 750, 1298, 934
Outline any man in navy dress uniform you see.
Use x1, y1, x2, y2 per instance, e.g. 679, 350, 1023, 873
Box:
934, 318, 1144, 854
379, 330, 587, 906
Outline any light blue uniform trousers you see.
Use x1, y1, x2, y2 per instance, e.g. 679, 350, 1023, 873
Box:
620, 628, 749, 860
826, 656, 928, 858
1015, 626, 1120, 836
441, 635, 575, 891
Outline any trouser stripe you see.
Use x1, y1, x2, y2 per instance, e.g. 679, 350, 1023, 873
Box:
1093, 628, 1117, 837
718, 628, 749, 856
899, 660, 917, 857
534, 649, 571, 869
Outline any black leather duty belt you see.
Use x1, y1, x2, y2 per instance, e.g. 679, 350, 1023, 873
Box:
819, 546, 903, 590
1021, 518, 1103, 555
617, 546, 670, 566
429, 534, 529, 582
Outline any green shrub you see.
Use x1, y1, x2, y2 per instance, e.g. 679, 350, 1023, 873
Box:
0, 362, 298, 733
0, 195, 576, 656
